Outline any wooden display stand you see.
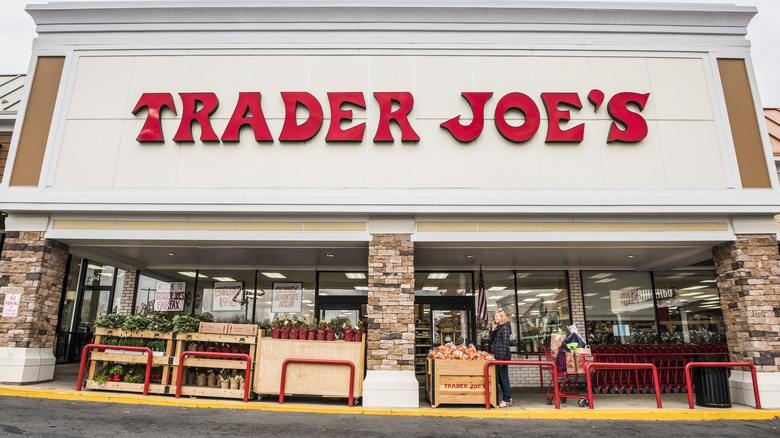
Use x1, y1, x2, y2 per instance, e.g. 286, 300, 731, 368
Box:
426, 358, 497, 408
86, 327, 257, 400
254, 335, 365, 399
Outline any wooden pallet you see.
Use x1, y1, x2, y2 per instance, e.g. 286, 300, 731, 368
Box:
426, 358, 497, 408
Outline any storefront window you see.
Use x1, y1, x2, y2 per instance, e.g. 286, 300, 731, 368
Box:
135, 270, 198, 316
195, 270, 256, 323
475, 271, 517, 350
256, 270, 316, 327
112, 269, 126, 314
583, 271, 658, 344
83, 262, 116, 287
516, 271, 570, 352
415, 272, 473, 296
317, 271, 369, 296
652, 271, 724, 343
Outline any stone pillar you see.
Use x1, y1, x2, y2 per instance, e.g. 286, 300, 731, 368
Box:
567, 270, 586, 335
362, 233, 418, 407
713, 233, 780, 408
0, 231, 69, 383
117, 270, 137, 315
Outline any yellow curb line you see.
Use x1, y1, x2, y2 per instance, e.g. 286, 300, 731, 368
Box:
1, 386, 778, 420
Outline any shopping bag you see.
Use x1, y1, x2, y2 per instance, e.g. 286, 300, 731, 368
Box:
565, 351, 578, 374
556, 352, 567, 373
550, 333, 565, 360
577, 346, 594, 372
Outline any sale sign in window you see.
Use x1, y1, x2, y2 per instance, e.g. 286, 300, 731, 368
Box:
212, 281, 243, 312
272, 283, 302, 314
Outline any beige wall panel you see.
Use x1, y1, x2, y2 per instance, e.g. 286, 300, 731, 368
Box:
301, 133, 367, 188
479, 222, 541, 232
415, 120, 477, 188
666, 222, 729, 232
588, 57, 655, 121
248, 56, 309, 120
113, 119, 180, 188
541, 222, 604, 231
417, 221, 478, 232
657, 121, 727, 188
67, 57, 134, 119
647, 58, 713, 121
474, 57, 533, 122
414, 56, 473, 119
52, 220, 114, 230
309, 56, 370, 109
178, 221, 240, 231
53, 120, 123, 187
365, 117, 416, 188
599, 120, 666, 189
303, 222, 366, 231
187, 56, 252, 121
531, 57, 592, 120
237, 120, 305, 188
539, 120, 604, 189
127, 56, 192, 113
115, 221, 177, 230
175, 119, 242, 188
603, 222, 665, 231
475, 122, 542, 189
241, 222, 302, 231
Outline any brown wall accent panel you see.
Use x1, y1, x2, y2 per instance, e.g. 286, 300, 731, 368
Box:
717, 58, 772, 189
0, 132, 11, 183
9, 57, 65, 187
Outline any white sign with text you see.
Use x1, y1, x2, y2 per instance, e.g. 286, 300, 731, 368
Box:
212, 281, 243, 312
272, 283, 302, 313
2, 293, 20, 318
154, 281, 186, 312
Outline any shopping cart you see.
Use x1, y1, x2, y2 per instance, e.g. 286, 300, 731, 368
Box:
542, 344, 589, 407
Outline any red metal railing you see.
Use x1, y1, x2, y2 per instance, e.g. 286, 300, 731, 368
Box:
584, 362, 662, 410
279, 358, 355, 407
483, 360, 560, 409
76, 344, 153, 395
175, 351, 252, 403
684, 362, 761, 410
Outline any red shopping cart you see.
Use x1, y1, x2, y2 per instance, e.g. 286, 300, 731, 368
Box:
542, 345, 590, 407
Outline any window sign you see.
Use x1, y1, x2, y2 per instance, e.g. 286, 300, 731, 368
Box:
153, 281, 186, 312
272, 283, 303, 313
212, 281, 243, 312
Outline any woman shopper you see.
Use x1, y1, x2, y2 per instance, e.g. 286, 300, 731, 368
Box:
490, 309, 512, 408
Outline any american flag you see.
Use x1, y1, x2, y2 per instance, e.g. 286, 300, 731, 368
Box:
477, 265, 487, 321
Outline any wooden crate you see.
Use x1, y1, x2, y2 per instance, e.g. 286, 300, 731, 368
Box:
254, 337, 365, 398
426, 359, 497, 408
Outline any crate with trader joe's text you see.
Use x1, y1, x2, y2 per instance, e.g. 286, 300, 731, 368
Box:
426, 359, 497, 408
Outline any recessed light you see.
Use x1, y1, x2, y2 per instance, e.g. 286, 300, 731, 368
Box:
345, 273, 366, 279
543, 301, 557, 304
536, 293, 555, 297
589, 273, 612, 279
465, 254, 476, 258
700, 279, 717, 283
584, 293, 598, 297
523, 298, 539, 302
212, 277, 236, 282
354, 286, 369, 291
178, 271, 209, 278
595, 278, 616, 283
428, 273, 449, 279
681, 286, 708, 291
422, 286, 439, 291
626, 253, 638, 259
261, 272, 286, 279
488, 286, 507, 291
325, 253, 335, 258
165, 252, 176, 256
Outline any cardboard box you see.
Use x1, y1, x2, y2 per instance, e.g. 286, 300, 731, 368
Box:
228, 323, 259, 336
199, 322, 228, 334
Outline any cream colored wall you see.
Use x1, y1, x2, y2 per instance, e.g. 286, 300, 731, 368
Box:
54, 55, 726, 190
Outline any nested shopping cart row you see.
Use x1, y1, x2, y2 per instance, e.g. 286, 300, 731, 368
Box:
589, 344, 728, 394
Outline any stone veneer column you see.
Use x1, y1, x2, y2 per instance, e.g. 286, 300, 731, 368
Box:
713, 233, 780, 407
117, 270, 137, 315
0, 231, 69, 383
567, 271, 586, 335
362, 233, 418, 407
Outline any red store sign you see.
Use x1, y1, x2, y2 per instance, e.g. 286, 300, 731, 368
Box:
132, 90, 649, 144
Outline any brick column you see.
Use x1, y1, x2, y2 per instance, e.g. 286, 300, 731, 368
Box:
712, 234, 780, 371
567, 270, 586, 334
117, 270, 137, 315
363, 233, 418, 408
0, 231, 69, 383
713, 234, 780, 408
366, 233, 415, 371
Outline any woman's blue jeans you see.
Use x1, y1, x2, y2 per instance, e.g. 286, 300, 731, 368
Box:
497, 364, 511, 402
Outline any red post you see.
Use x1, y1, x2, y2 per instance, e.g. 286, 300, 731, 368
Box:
684, 362, 761, 410
584, 363, 662, 409
76, 344, 153, 396
483, 360, 559, 409
278, 358, 355, 407
175, 351, 252, 403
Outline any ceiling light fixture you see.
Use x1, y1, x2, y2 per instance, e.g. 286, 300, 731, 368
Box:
487, 286, 507, 291
428, 273, 449, 280
325, 253, 335, 258
626, 253, 639, 259
465, 254, 476, 258
212, 277, 236, 282
345, 273, 366, 279
165, 252, 176, 256
261, 272, 286, 279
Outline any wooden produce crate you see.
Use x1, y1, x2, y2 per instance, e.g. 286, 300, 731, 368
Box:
426, 358, 497, 408
254, 336, 365, 399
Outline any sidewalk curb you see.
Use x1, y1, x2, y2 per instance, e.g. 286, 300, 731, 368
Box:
1, 386, 778, 420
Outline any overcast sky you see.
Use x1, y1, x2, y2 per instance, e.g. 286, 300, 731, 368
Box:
2, 0, 779, 106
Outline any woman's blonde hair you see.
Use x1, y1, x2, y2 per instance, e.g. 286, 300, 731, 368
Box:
494, 309, 508, 324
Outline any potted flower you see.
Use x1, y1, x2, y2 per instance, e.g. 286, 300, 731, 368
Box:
271, 316, 282, 339
325, 319, 336, 341
307, 319, 317, 340
280, 315, 291, 339
298, 318, 309, 340
354, 320, 364, 342
109, 364, 124, 382
343, 322, 353, 342
289, 318, 299, 340
317, 319, 327, 341
218, 369, 230, 389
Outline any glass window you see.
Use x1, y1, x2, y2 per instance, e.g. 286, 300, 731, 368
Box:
195, 270, 256, 323
653, 271, 725, 344
111, 269, 126, 314
317, 271, 368, 296
516, 271, 570, 352
83, 262, 116, 287
415, 272, 473, 296
135, 270, 198, 316
59, 258, 81, 332
583, 271, 657, 345
476, 271, 517, 350
255, 270, 316, 327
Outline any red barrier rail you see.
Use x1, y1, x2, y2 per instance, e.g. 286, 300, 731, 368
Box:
684, 362, 761, 410
279, 358, 355, 407
175, 351, 252, 403
584, 362, 662, 410
77, 344, 152, 395
483, 360, 560, 409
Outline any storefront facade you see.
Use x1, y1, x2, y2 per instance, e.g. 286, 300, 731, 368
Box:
0, 1, 779, 408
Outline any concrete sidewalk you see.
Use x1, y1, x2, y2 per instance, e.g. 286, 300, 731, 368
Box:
0, 364, 776, 420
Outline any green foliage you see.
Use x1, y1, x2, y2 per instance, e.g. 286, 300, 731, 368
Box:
93, 373, 109, 384
109, 364, 125, 375
146, 315, 174, 332
121, 315, 150, 331
172, 315, 201, 333
147, 340, 166, 352
94, 314, 126, 329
